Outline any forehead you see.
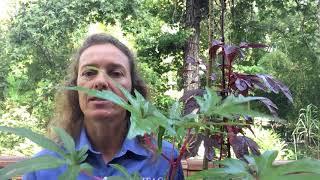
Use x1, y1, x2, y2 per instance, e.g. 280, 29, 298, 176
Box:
78, 44, 130, 69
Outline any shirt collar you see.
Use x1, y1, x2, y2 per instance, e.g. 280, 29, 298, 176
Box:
75, 128, 150, 158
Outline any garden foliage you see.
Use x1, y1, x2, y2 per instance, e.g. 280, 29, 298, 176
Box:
1, 85, 320, 179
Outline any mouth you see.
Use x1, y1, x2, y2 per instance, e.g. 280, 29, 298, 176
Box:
88, 97, 108, 102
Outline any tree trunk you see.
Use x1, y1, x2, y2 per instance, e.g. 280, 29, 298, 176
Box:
182, 0, 201, 91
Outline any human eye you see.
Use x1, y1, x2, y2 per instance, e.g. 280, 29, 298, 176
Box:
109, 69, 124, 78
81, 66, 98, 77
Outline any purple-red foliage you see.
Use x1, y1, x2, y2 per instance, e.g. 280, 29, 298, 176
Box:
179, 40, 292, 161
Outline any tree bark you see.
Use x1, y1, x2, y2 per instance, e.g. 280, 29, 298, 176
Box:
182, 0, 201, 91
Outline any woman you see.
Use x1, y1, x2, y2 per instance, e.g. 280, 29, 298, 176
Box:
23, 33, 184, 179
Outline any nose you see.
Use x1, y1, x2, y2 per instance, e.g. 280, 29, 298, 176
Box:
93, 73, 109, 90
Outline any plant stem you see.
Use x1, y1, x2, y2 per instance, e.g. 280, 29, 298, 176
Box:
203, 0, 214, 171
168, 128, 191, 179
220, 0, 226, 98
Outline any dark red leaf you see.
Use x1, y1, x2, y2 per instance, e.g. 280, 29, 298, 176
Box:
274, 79, 293, 103
184, 134, 203, 158
204, 135, 215, 161
223, 45, 241, 65
252, 80, 268, 91
259, 98, 278, 116
257, 74, 293, 103
257, 74, 280, 93
239, 42, 268, 49
209, 40, 223, 59
245, 137, 261, 156
180, 89, 205, 115
235, 78, 248, 91
229, 136, 260, 159
212, 134, 223, 149
227, 125, 242, 135
230, 73, 267, 93
229, 136, 249, 159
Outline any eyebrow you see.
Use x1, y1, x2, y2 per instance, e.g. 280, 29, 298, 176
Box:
80, 63, 126, 71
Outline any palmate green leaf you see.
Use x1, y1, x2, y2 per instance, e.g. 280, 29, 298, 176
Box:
195, 88, 275, 120
213, 103, 265, 120
0, 155, 65, 179
194, 87, 221, 114
0, 126, 65, 157
80, 163, 93, 175
256, 151, 320, 180
77, 145, 89, 163
52, 127, 75, 154
169, 101, 182, 120
127, 115, 160, 139
189, 150, 320, 180
77, 153, 88, 164
189, 158, 254, 180
254, 150, 277, 175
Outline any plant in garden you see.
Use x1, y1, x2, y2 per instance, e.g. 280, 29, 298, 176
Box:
0, 82, 280, 179
181, 39, 293, 164
179, 0, 294, 170
2, 83, 320, 179
293, 104, 319, 159
0, 125, 142, 180
245, 126, 294, 160
189, 150, 320, 180
0, 126, 93, 180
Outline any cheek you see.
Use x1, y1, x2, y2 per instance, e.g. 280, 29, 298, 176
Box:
78, 92, 86, 108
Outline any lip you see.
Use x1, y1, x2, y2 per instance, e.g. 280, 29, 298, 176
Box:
88, 97, 113, 105
88, 97, 107, 102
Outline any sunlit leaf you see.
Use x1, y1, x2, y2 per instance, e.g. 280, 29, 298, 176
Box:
0, 156, 65, 179
52, 127, 75, 154
189, 158, 253, 180
79, 163, 93, 175
0, 126, 65, 157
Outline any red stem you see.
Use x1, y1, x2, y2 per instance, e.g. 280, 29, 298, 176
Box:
168, 128, 191, 179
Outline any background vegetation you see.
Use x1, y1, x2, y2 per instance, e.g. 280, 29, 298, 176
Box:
0, 0, 319, 159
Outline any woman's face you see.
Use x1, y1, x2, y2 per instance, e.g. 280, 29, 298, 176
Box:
77, 44, 132, 121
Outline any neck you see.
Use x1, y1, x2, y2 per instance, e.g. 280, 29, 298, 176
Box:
84, 115, 128, 162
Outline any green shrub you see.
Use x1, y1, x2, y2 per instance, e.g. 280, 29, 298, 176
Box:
245, 126, 294, 160
0, 101, 42, 156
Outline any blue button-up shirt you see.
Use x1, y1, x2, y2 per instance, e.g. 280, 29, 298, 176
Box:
23, 128, 184, 180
